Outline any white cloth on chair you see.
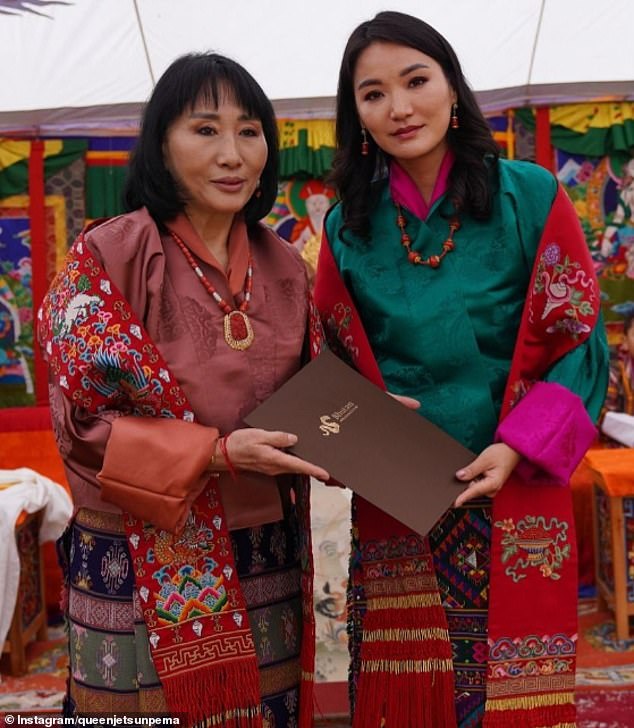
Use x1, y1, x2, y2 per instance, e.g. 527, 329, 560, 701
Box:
0, 468, 72, 647
602, 411, 634, 447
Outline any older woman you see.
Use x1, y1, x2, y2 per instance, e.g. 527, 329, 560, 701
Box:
40, 53, 328, 727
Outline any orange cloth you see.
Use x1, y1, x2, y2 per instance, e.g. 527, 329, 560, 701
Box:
584, 448, 634, 496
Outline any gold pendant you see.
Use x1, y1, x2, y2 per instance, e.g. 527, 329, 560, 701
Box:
223, 311, 254, 351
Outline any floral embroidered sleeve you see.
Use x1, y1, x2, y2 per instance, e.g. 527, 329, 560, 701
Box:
496, 172, 610, 485
496, 258, 609, 485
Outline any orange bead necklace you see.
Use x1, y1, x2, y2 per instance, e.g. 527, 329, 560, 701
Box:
395, 202, 460, 268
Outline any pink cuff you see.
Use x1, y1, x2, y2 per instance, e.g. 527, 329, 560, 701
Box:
495, 381, 597, 485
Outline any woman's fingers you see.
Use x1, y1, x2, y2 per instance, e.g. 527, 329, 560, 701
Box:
225, 428, 329, 480
453, 443, 521, 507
268, 450, 330, 481
387, 392, 420, 410
250, 429, 298, 448
454, 475, 501, 507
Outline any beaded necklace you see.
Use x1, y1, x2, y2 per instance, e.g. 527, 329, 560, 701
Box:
169, 230, 254, 351
395, 201, 460, 268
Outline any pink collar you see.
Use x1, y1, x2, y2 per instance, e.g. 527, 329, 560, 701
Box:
389, 150, 455, 220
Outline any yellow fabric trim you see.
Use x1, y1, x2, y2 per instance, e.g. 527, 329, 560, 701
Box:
300, 233, 321, 272
49, 195, 68, 271
0, 193, 29, 207
363, 627, 450, 642
507, 109, 515, 160
367, 593, 441, 610
85, 150, 129, 161
209, 707, 261, 726
277, 119, 335, 150
549, 102, 634, 132
361, 658, 453, 674
0, 139, 63, 170
486, 691, 575, 711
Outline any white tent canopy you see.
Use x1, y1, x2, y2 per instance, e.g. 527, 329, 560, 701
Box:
1, 0, 633, 136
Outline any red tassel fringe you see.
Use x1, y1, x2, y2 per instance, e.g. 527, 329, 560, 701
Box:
161, 657, 263, 727
482, 700, 576, 728
352, 605, 457, 728
353, 667, 457, 728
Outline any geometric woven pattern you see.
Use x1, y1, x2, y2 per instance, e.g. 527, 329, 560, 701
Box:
431, 502, 491, 728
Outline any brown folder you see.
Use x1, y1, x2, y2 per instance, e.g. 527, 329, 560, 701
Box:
245, 349, 474, 537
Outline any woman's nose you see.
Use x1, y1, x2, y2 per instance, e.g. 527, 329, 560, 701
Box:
389, 90, 413, 120
216, 135, 242, 167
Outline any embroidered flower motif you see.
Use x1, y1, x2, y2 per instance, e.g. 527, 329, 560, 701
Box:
532, 245, 596, 339
325, 302, 359, 364
543, 243, 561, 266
546, 318, 591, 336
495, 515, 570, 582
499, 518, 515, 533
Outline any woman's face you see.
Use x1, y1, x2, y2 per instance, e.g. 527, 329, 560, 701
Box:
353, 41, 456, 169
163, 91, 268, 220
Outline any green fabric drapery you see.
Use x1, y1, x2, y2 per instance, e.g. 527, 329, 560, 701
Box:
279, 129, 334, 179
0, 139, 87, 198
278, 120, 335, 179
85, 164, 128, 219
516, 103, 634, 156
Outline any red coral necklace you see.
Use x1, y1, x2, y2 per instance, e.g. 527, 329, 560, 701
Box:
395, 201, 460, 268
169, 230, 254, 351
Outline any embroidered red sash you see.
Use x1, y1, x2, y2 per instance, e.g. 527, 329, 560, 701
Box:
314, 186, 600, 728
38, 228, 319, 727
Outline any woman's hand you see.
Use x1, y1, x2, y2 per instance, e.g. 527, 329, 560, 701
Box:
387, 392, 420, 409
220, 428, 330, 481
453, 443, 521, 507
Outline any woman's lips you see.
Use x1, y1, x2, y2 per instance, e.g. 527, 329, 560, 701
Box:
392, 125, 423, 139
211, 178, 246, 192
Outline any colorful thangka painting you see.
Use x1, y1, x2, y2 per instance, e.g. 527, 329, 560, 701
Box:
0, 214, 34, 406
265, 179, 337, 277
557, 150, 634, 343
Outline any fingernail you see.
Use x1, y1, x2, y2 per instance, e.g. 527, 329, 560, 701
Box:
456, 469, 466, 478
287, 434, 298, 445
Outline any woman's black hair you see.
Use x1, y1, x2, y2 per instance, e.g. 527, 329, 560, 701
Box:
329, 11, 500, 239
123, 52, 278, 230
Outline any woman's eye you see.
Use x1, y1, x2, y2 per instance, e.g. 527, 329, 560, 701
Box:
409, 76, 427, 88
197, 126, 216, 136
363, 90, 383, 102
240, 127, 260, 137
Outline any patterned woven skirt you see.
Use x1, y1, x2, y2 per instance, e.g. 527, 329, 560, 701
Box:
59, 507, 303, 726
348, 500, 492, 728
